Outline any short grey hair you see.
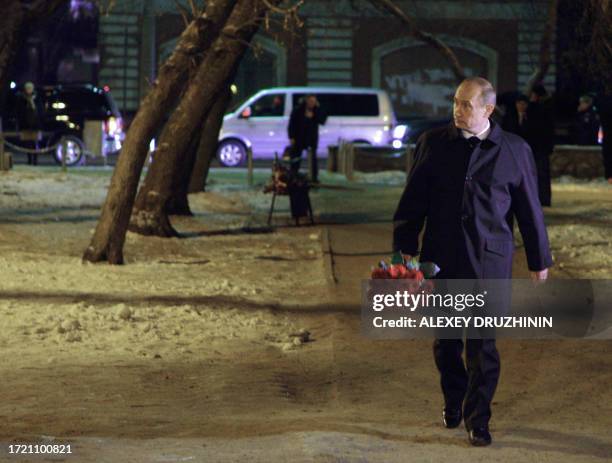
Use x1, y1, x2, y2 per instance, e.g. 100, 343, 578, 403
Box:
461, 77, 496, 106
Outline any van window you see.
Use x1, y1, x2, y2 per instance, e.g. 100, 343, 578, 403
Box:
292, 93, 379, 116
249, 93, 285, 117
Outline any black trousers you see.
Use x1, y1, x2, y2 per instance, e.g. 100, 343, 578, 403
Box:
434, 338, 500, 430
25, 141, 38, 165
289, 144, 318, 181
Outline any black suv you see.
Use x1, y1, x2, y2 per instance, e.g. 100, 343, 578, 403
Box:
2, 84, 124, 166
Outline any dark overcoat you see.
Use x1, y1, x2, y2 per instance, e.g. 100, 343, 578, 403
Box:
393, 120, 553, 279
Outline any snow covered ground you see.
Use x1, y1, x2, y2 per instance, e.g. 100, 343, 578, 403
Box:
0, 166, 611, 462
0, 167, 328, 370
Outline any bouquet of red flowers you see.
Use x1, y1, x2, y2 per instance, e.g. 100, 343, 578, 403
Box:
371, 253, 439, 280
370, 253, 440, 295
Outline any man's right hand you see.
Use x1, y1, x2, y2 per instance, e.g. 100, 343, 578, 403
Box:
290, 138, 295, 146
400, 253, 412, 263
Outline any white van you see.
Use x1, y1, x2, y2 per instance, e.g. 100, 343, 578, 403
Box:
216, 86, 403, 166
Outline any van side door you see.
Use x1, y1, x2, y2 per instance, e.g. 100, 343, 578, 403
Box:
241, 92, 287, 158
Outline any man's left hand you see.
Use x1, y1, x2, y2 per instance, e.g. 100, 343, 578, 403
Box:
530, 268, 549, 284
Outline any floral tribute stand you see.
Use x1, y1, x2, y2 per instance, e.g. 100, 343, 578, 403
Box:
264, 154, 314, 226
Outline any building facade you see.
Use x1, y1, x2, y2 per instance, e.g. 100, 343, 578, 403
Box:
97, 0, 556, 118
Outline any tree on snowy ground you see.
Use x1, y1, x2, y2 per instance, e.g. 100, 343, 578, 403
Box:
366, 0, 465, 82
168, 1, 303, 212
82, 0, 238, 263
0, 0, 68, 106
128, 0, 297, 237
169, 85, 232, 214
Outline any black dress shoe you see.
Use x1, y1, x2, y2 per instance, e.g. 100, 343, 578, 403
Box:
468, 427, 492, 446
442, 408, 462, 428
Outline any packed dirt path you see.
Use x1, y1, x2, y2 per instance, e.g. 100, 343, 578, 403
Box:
0, 168, 611, 462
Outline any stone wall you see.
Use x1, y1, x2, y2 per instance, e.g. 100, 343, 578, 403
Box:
550, 146, 604, 178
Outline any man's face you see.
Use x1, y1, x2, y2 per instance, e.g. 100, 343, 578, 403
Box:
453, 83, 492, 132
516, 100, 528, 114
578, 100, 591, 112
305, 96, 317, 109
24, 84, 34, 96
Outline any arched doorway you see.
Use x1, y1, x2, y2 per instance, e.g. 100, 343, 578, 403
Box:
230, 35, 287, 107
158, 35, 286, 110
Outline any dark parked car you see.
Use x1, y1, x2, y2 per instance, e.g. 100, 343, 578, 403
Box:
2, 84, 124, 166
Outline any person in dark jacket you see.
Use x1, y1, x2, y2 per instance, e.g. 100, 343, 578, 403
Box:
393, 77, 552, 447
15, 81, 44, 165
287, 94, 327, 183
501, 93, 529, 139
522, 84, 555, 207
573, 94, 600, 145
598, 93, 612, 183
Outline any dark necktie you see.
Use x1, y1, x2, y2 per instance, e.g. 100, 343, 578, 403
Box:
467, 136, 481, 150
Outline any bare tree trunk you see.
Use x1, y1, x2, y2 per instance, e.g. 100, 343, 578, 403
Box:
83, 0, 237, 264
166, 86, 231, 217
166, 126, 202, 216
129, 0, 278, 238
368, 0, 465, 83
523, 0, 559, 95
188, 87, 232, 193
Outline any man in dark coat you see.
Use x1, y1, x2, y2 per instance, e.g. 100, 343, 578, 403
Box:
501, 94, 529, 139
15, 81, 44, 166
573, 95, 600, 145
598, 93, 612, 183
523, 84, 555, 207
393, 77, 552, 447
287, 94, 327, 183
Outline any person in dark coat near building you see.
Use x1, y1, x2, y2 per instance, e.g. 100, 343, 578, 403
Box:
523, 84, 555, 207
501, 93, 529, 139
287, 94, 327, 183
393, 77, 552, 447
15, 82, 44, 166
598, 93, 612, 183
572, 95, 600, 145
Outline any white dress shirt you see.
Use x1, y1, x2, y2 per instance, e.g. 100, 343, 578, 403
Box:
461, 120, 491, 140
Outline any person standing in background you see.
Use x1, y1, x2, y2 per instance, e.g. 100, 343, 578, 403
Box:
502, 94, 529, 139
597, 93, 612, 184
573, 95, 600, 145
15, 82, 44, 166
287, 94, 327, 183
524, 84, 555, 207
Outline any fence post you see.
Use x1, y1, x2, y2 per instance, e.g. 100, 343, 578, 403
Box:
247, 146, 253, 186
345, 142, 355, 181
61, 137, 67, 173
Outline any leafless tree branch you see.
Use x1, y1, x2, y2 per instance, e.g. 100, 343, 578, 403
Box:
523, 0, 558, 95
27, 0, 69, 21
368, 0, 465, 82
173, 0, 193, 27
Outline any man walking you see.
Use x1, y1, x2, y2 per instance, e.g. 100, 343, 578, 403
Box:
393, 77, 552, 446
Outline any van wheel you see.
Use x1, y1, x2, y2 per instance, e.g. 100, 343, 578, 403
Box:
217, 139, 247, 167
53, 135, 85, 166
